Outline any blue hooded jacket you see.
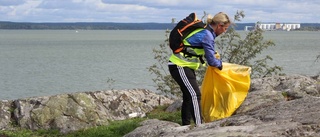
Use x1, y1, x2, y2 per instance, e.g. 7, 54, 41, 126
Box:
184, 25, 222, 68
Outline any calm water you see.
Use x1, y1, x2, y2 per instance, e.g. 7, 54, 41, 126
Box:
0, 30, 319, 100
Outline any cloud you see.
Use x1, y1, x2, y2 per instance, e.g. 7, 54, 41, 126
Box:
37, 0, 89, 10
34, 0, 167, 22
0, 0, 26, 6
101, 0, 209, 8
0, 0, 319, 23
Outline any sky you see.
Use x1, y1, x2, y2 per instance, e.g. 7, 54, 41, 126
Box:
0, 0, 319, 23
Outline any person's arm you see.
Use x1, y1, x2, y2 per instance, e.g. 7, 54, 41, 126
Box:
202, 31, 222, 69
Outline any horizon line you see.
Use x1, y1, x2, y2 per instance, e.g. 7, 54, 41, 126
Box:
1, 21, 319, 24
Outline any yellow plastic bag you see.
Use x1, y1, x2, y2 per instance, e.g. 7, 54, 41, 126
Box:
201, 62, 251, 122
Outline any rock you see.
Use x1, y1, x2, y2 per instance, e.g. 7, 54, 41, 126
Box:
0, 89, 173, 133
0, 100, 12, 129
125, 75, 320, 136
165, 100, 182, 112
124, 119, 182, 137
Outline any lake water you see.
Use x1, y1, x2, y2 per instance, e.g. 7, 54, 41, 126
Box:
0, 30, 319, 100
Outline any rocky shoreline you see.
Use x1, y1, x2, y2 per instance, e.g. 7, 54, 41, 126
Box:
0, 89, 173, 133
126, 74, 320, 137
1, 74, 319, 136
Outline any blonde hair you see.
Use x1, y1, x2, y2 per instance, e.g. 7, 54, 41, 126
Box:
206, 12, 231, 26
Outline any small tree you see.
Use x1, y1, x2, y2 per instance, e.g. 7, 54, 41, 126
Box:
316, 54, 320, 63
147, 29, 181, 98
215, 10, 283, 78
316, 54, 320, 75
148, 10, 283, 98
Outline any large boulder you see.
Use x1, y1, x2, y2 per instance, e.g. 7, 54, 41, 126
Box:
0, 100, 12, 129
0, 89, 173, 133
125, 75, 320, 137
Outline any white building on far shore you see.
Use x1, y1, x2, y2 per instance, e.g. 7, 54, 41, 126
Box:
245, 22, 301, 31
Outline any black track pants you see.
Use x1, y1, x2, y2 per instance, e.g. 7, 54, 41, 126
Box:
169, 65, 202, 125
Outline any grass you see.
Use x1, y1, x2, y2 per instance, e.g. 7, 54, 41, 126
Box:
0, 105, 181, 137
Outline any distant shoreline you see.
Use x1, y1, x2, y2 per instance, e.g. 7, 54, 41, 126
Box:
1, 21, 319, 30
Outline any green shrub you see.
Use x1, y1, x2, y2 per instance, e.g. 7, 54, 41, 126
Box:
148, 10, 283, 98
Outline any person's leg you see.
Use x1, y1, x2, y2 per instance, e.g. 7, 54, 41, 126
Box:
181, 90, 192, 125
169, 65, 202, 125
